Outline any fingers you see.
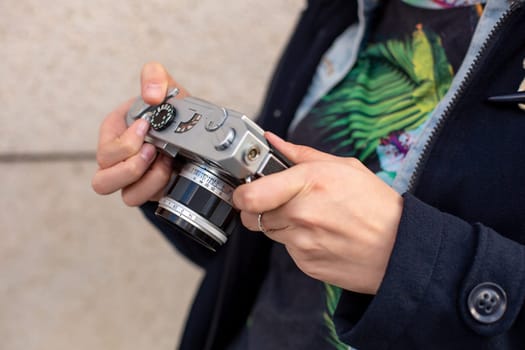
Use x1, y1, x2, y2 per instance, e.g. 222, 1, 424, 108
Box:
92, 62, 186, 206
92, 143, 158, 195
98, 62, 190, 170
233, 164, 308, 213
233, 135, 340, 214
265, 132, 341, 164
121, 153, 174, 206
141, 62, 170, 105
141, 61, 190, 105
240, 210, 291, 234
97, 117, 150, 169
241, 210, 313, 253
98, 99, 136, 146
234, 135, 369, 214
233, 136, 332, 213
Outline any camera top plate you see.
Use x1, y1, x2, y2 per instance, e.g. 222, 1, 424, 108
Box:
126, 89, 290, 181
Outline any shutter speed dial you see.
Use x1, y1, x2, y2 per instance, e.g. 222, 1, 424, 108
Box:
150, 103, 176, 131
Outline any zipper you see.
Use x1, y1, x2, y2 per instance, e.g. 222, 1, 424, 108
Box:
406, 0, 524, 193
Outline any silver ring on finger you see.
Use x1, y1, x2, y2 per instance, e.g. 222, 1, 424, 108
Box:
257, 212, 267, 234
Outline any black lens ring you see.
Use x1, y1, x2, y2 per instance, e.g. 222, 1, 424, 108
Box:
155, 207, 221, 251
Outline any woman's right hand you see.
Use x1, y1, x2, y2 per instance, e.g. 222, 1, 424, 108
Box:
91, 62, 189, 206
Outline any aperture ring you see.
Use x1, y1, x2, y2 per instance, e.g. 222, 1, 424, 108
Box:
158, 197, 228, 245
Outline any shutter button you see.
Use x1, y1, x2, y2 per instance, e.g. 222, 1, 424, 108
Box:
467, 282, 507, 324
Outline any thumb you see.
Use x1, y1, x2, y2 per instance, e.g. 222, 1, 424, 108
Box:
265, 132, 340, 164
140, 62, 190, 105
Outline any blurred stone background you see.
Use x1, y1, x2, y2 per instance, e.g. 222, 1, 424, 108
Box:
0, 1, 303, 349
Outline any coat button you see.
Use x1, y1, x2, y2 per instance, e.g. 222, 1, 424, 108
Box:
467, 282, 507, 324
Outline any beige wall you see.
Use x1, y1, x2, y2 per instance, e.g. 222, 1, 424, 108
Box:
0, 1, 304, 349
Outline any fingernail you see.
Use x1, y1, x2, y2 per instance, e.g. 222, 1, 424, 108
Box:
140, 144, 156, 161
136, 119, 150, 137
144, 83, 163, 99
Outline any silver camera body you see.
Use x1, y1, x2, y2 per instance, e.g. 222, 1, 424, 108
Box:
126, 88, 290, 250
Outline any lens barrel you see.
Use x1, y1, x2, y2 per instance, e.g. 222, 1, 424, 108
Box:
155, 161, 239, 251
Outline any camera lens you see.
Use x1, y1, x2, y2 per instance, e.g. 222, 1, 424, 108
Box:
155, 161, 240, 251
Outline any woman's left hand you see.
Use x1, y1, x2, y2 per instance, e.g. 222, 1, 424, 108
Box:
233, 132, 404, 295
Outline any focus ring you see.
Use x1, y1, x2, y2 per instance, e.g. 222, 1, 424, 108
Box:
155, 162, 240, 251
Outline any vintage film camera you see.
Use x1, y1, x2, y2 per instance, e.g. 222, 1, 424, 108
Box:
127, 88, 291, 251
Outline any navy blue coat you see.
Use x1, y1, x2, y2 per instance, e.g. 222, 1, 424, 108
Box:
141, 0, 525, 348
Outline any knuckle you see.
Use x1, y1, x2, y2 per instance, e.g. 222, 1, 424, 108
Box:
121, 189, 140, 207
288, 206, 316, 227
296, 163, 316, 183
303, 265, 323, 281
155, 168, 171, 185
147, 170, 171, 194
96, 143, 116, 169
124, 158, 146, 180
239, 211, 256, 231
289, 251, 321, 280
119, 136, 140, 156
293, 234, 320, 255
346, 157, 362, 168
152, 159, 173, 183
96, 153, 107, 169
233, 186, 258, 211
91, 175, 109, 195
96, 153, 117, 170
